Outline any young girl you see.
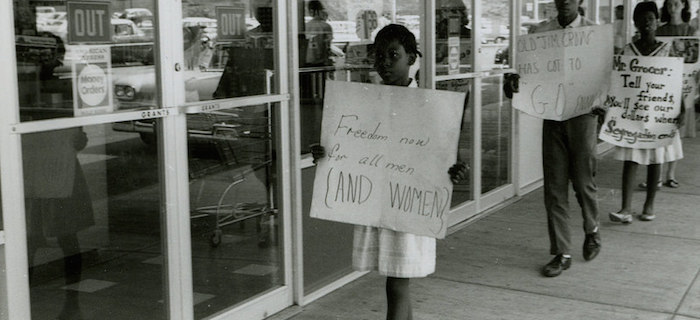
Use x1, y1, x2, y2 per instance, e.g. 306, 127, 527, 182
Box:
609, 1, 685, 223
312, 24, 467, 319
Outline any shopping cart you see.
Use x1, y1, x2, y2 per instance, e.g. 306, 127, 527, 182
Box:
188, 108, 276, 247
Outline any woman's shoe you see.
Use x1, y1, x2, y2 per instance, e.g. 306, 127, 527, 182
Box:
664, 179, 680, 188
639, 213, 656, 221
638, 181, 662, 190
609, 211, 633, 224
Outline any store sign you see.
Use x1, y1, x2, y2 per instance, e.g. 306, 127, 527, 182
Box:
67, 1, 111, 44
310, 81, 465, 239
512, 24, 613, 120
71, 45, 113, 116
599, 55, 683, 149
216, 4, 246, 41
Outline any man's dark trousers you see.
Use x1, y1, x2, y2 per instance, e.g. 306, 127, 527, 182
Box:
542, 113, 600, 255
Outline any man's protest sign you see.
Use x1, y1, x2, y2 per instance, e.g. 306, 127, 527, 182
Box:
310, 81, 465, 239
599, 55, 683, 148
513, 24, 613, 121
659, 36, 699, 137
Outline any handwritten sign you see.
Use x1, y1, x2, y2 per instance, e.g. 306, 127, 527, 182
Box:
310, 81, 465, 238
599, 55, 683, 148
660, 36, 699, 137
513, 24, 613, 120
71, 45, 113, 116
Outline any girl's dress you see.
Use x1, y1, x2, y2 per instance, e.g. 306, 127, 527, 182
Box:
612, 42, 684, 164
352, 79, 436, 278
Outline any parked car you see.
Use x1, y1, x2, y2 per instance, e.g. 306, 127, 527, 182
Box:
120, 8, 153, 20
110, 18, 154, 65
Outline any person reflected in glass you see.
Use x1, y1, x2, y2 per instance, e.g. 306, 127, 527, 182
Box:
608, 1, 685, 224
435, 0, 471, 65
304, 0, 333, 67
614, 5, 625, 54
23, 33, 94, 320
311, 24, 468, 320
24, 127, 94, 320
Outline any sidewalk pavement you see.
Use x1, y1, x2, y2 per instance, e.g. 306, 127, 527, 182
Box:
281, 129, 700, 320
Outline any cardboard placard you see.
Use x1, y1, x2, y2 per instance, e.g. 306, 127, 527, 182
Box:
599, 55, 683, 148
310, 81, 465, 238
513, 24, 613, 120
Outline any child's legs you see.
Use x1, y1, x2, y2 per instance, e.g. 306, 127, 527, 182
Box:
620, 161, 638, 213
644, 164, 661, 214
666, 161, 677, 181
386, 277, 412, 320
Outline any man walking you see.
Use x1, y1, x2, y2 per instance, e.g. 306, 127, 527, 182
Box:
504, 0, 602, 277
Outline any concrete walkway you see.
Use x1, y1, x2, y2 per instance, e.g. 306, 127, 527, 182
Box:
282, 129, 700, 320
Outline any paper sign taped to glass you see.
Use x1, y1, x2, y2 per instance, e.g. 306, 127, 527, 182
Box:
310, 80, 465, 239
599, 55, 683, 149
513, 24, 613, 121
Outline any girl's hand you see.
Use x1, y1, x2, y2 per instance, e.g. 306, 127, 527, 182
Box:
448, 161, 469, 184
310, 144, 326, 164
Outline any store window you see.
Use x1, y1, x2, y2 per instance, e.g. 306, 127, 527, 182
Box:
180, 0, 279, 104
480, 75, 512, 194
437, 79, 473, 204
15, 1, 157, 121
180, 0, 284, 317
481, 0, 511, 70
22, 123, 164, 319
436, 0, 473, 74
186, 104, 283, 318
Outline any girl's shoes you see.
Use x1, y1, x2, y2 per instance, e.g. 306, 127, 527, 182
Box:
609, 212, 633, 224
664, 179, 680, 188
638, 181, 662, 190
639, 213, 656, 221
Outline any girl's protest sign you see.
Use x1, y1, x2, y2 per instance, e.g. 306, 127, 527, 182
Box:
599, 55, 683, 148
310, 81, 465, 239
513, 24, 612, 120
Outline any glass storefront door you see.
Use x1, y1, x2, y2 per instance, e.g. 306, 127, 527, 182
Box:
433, 0, 515, 223
6, 0, 292, 319
179, 0, 291, 318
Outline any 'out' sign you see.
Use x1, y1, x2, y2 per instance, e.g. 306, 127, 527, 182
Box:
216, 4, 246, 41
67, 1, 112, 44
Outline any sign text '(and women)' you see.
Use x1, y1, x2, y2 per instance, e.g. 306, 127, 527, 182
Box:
321, 167, 449, 220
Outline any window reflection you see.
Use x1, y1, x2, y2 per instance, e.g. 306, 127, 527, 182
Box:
14, 1, 157, 121
481, 76, 512, 194
187, 104, 282, 319
178, 0, 278, 104
437, 79, 473, 204
436, 0, 473, 74
24, 123, 165, 319
481, 0, 511, 70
